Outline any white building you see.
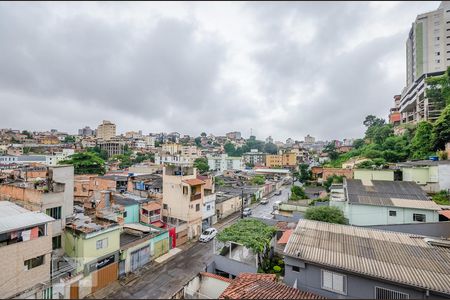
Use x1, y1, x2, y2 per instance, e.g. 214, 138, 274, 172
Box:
96, 120, 116, 140
155, 153, 195, 166
400, 1, 450, 123
207, 154, 244, 173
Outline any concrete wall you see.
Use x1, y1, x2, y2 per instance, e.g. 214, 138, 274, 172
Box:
52, 165, 75, 222
330, 202, 439, 226
438, 164, 450, 191
353, 170, 394, 181
216, 195, 242, 219
213, 254, 257, 277
184, 274, 230, 299
0, 225, 52, 298
124, 204, 140, 224
283, 256, 448, 299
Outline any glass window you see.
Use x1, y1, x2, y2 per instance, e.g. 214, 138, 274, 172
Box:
96, 238, 108, 250
389, 210, 397, 217
196, 204, 200, 211
46, 207, 61, 220
52, 235, 61, 250
413, 213, 426, 222
321, 270, 346, 295
292, 265, 300, 272
24, 255, 45, 270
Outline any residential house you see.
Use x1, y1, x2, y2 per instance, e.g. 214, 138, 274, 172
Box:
215, 191, 243, 220
118, 223, 169, 277
199, 175, 217, 229
0, 201, 54, 299
126, 173, 163, 200
281, 152, 297, 168
398, 160, 450, 193
140, 201, 163, 228
284, 219, 450, 299
162, 166, 204, 246
63, 215, 120, 299
265, 154, 283, 168
330, 179, 440, 226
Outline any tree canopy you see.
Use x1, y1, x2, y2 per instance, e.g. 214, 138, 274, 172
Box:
410, 121, 434, 159
59, 152, 106, 175
251, 175, 265, 185
432, 104, 450, 151
304, 206, 347, 224
194, 157, 209, 174
216, 219, 277, 253
290, 185, 308, 200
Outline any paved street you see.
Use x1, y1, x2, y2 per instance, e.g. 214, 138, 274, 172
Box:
251, 185, 290, 219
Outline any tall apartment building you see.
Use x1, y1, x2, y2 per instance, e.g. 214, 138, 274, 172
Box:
242, 149, 266, 167
207, 154, 244, 173
98, 140, 125, 158
389, 95, 402, 126
304, 134, 315, 144
96, 120, 116, 140
78, 126, 95, 137
400, 1, 450, 123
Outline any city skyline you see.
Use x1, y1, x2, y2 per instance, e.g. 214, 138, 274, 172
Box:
0, 1, 440, 141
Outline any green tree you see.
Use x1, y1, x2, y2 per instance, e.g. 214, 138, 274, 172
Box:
263, 142, 278, 154
323, 142, 339, 160
251, 175, 265, 185
22, 130, 32, 139
297, 164, 311, 183
352, 138, 365, 149
194, 137, 202, 147
200, 132, 207, 137
87, 146, 108, 160
63, 135, 76, 143
324, 175, 344, 192
432, 104, 450, 150
410, 121, 434, 159
432, 190, 450, 205
304, 206, 347, 224
290, 185, 307, 200
426, 67, 450, 113
59, 152, 106, 175
194, 157, 209, 174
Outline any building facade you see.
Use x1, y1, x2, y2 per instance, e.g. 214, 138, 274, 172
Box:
96, 120, 116, 141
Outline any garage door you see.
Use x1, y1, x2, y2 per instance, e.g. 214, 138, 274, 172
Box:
154, 239, 169, 258
91, 262, 118, 293
131, 246, 150, 272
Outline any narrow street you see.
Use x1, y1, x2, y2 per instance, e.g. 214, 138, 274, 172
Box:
251, 185, 290, 219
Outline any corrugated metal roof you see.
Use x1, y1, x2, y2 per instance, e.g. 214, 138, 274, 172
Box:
346, 179, 435, 209
284, 220, 450, 295
0, 201, 54, 234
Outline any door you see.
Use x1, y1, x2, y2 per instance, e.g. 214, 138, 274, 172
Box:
70, 282, 79, 299
91, 262, 118, 293
119, 260, 126, 277
131, 246, 150, 272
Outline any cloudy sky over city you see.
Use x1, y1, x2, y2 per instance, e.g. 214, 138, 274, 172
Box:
0, 1, 440, 141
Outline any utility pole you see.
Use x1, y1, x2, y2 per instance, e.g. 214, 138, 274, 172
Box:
241, 189, 244, 219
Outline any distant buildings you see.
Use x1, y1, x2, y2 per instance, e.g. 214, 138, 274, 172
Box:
96, 120, 116, 141
207, 154, 244, 173
304, 134, 315, 144
226, 131, 241, 140
242, 149, 265, 167
78, 126, 95, 137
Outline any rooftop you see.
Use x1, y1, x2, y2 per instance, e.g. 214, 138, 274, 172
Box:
397, 160, 450, 167
183, 178, 205, 186
285, 220, 450, 295
0, 201, 54, 234
345, 179, 439, 210
219, 272, 323, 299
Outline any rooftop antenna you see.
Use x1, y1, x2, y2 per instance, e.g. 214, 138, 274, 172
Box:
250, 128, 253, 137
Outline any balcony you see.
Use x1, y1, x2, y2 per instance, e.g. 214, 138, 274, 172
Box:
191, 193, 202, 201
150, 214, 161, 223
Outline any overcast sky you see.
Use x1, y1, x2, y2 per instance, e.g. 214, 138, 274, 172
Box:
0, 1, 440, 142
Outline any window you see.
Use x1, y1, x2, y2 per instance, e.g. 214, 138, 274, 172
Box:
321, 270, 346, 295
196, 204, 200, 211
24, 255, 44, 270
292, 265, 300, 272
413, 213, 426, 222
96, 238, 108, 250
436, 51, 441, 55
206, 205, 211, 211
163, 204, 168, 209
389, 210, 397, 217
183, 186, 188, 194
375, 287, 409, 299
123, 211, 127, 218
52, 235, 61, 250
46, 207, 61, 220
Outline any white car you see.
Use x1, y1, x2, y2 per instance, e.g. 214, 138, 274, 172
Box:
199, 228, 218, 242
260, 198, 269, 205
243, 208, 252, 217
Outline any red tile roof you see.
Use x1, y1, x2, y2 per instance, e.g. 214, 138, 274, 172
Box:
438, 210, 450, 219
219, 273, 324, 299
277, 229, 293, 244
200, 272, 233, 283
142, 201, 161, 211
183, 178, 205, 186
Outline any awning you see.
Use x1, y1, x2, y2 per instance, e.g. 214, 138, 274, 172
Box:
277, 229, 293, 244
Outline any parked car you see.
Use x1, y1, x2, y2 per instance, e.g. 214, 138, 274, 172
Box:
260, 198, 269, 205
243, 208, 252, 217
199, 227, 218, 242
274, 190, 282, 196
273, 200, 282, 210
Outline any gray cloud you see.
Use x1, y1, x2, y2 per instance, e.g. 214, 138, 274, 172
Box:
0, 1, 441, 141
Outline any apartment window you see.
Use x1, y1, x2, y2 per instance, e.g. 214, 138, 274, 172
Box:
46, 207, 61, 220
196, 204, 200, 211
436, 59, 441, 63
24, 255, 45, 270
321, 270, 347, 295
163, 204, 168, 209
375, 287, 409, 299
436, 51, 441, 55
389, 210, 397, 217
292, 265, 300, 272
413, 213, 426, 222
123, 211, 127, 218
183, 186, 188, 195
52, 235, 62, 250
206, 204, 211, 211
96, 238, 108, 250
